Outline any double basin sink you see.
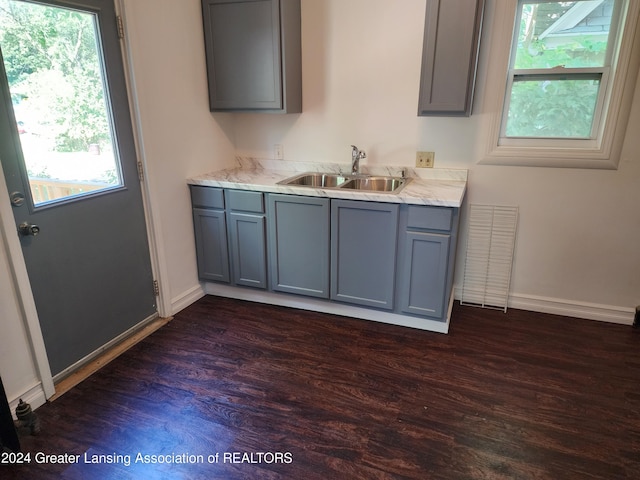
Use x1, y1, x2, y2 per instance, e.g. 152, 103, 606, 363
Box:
277, 172, 411, 194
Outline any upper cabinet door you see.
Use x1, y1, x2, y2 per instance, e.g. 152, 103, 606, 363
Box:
418, 0, 484, 116
202, 0, 302, 113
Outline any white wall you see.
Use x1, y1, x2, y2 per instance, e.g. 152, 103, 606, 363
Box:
120, 0, 236, 313
234, 0, 431, 165
232, 0, 640, 320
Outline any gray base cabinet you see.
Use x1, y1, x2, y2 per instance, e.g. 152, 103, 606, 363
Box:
331, 200, 399, 310
399, 232, 450, 318
193, 208, 230, 283
227, 212, 267, 288
268, 194, 330, 298
396, 205, 458, 320
226, 190, 267, 289
191, 187, 460, 326
191, 186, 230, 283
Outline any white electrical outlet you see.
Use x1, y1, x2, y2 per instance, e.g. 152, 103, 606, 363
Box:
416, 151, 435, 168
274, 144, 284, 160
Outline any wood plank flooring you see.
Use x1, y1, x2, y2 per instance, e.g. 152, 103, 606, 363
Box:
4, 295, 640, 479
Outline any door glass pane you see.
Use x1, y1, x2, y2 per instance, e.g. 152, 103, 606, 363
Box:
0, 0, 122, 206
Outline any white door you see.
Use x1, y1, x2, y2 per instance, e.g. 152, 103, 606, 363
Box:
0, 0, 156, 377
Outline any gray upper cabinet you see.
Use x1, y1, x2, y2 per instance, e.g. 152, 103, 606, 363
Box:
331, 200, 399, 310
418, 0, 484, 116
267, 194, 330, 298
201, 0, 302, 112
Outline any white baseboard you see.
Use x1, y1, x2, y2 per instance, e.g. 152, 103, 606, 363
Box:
170, 284, 205, 316
454, 287, 635, 325
8, 381, 47, 419
170, 283, 635, 333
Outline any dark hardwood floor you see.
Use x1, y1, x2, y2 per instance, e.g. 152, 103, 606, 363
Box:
4, 296, 640, 479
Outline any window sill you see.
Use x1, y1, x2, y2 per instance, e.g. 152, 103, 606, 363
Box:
479, 145, 620, 169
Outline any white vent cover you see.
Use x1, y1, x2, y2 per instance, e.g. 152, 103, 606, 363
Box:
461, 205, 518, 312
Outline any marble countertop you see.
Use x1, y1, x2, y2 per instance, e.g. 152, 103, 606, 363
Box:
187, 158, 467, 207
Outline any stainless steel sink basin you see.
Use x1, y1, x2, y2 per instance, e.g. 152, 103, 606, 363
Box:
341, 176, 408, 193
278, 172, 411, 194
277, 172, 350, 188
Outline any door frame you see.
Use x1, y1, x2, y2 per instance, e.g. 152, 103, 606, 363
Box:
116, 0, 171, 318
0, 0, 169, 403
0, 160, 55, 400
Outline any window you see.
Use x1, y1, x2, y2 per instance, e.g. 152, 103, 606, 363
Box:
481, 0, 640, 168
0, 0, 123, 206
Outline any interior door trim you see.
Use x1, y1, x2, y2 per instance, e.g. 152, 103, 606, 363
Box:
115, 0, 169, 318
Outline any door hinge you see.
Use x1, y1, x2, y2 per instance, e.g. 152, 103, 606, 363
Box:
153, 280, 160, 297
137, 161, 144, 181
116, 15, 125, 39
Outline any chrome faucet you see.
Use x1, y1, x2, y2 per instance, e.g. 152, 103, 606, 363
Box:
351, 145, 366, 175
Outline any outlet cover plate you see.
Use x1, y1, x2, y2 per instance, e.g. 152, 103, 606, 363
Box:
416, 151, 434, 168
274, 144, 284, 160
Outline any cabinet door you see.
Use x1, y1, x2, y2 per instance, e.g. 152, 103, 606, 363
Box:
268, 194, 330, 298
203, 0, 281, 110
193, 207, 230, 283
399, 231, 450, 318
202, 0, 301, 112
228, 212, 267, 288
331, 200, 399, 309
417, 0, 484, 116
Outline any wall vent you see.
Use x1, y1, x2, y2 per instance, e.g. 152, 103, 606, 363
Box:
461, 204, 518, 312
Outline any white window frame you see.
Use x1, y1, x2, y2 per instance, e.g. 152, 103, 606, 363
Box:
479, 0, 640, 169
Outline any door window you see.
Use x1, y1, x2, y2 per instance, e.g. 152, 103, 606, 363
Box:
0, 0, 122, 206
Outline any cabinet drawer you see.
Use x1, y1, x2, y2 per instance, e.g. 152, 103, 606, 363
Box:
191, 186, 224, 209
227, 190, 264, 213
407, 206, 452, 231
